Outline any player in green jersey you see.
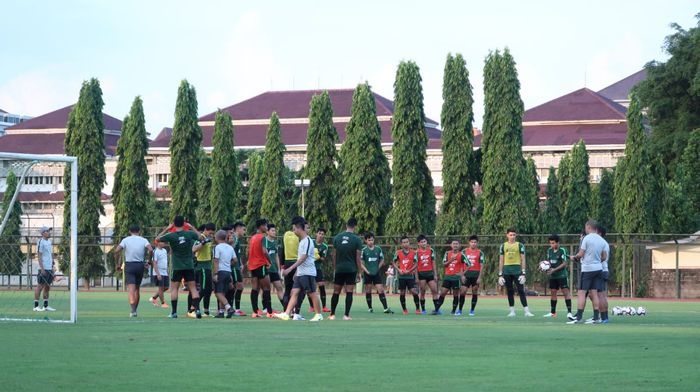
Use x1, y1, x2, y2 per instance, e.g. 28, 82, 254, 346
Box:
361, 232, 393, 314
264, 224, 284, 311
311, 228, 331, 313
543, 234, 574, 320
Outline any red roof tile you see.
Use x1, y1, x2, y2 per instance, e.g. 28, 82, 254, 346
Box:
523, 88, 627, 122
597, 69, 646, 102
199, 89, 437, 125
0, 132, 120, 155
6, 105, 122, 131
150, 127, 172, 144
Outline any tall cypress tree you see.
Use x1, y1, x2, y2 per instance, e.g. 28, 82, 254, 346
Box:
113, 96, 151, 239
660, 180, 693, 234
244, 152, 264, 233
523, 157, 540, 233
593, 169, 615, 232
196, 150, 212, 225
562, 140, 591, 234
615, 95, 654, 234
169, 80, 202, 222
436, 53, 475, 237
677, 128, 700, 229
260, 112, 287, 227
210, 110, 239, 227
304, 91, 339, 232
480, 49, 527, 234
541, 167, 562, 234
557, 151, 572, 209
61, 78, 106, 281
385, 61, 432, 235
338, 83, 392, 235
111, 114, 128, 231
0, 171, 24, 275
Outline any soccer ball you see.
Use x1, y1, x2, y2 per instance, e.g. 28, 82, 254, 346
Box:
612, 306, 622, 316
637, 307, 646, 315
538, 260, 551, 271
629, 307, 637, 316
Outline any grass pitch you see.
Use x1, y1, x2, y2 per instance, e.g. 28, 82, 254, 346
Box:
0, 290, 698, 391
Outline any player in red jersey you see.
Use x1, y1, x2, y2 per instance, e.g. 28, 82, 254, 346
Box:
460, 235, 484, 316
415, 234, 439, 314
392, 236, 421, 315
432, 239, 471, 315
248, 219, 273, 318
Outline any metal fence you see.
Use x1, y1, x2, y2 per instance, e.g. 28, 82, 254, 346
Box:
0, 230, 697, 298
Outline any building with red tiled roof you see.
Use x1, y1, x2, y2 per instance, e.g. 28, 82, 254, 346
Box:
0, 104, 122, 229
597, 69, 646, 107
147, 88, 441, 192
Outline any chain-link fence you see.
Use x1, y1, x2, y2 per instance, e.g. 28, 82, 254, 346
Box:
1, 229, 697, 298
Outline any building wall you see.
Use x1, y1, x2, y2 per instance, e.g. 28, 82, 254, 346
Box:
651, 269, 700, 299
651, 244, 700, 269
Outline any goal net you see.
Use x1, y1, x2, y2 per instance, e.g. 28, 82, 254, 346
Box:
0, 152, 78, 323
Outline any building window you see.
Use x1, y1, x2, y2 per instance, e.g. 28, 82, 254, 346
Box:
156, 173, 169, 188
57, 176, 63, 184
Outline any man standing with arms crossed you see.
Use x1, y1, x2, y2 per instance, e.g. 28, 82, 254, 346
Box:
329, 217, 364, 321
34, 226, 56, 312
114, 225, 153, 317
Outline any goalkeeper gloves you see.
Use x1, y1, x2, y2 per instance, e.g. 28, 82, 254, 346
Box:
498, 276, 505, 286
518, 274, 526, 285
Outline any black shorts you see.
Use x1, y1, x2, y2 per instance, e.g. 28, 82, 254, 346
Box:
363, 273, 382, 285
549, 277, 569, 290
269, 272, 281, 283
598, 271, 609, 292
37, 270, 54, 286
172, 269, 195, 283
215, 271, 233, 293
195, 268, 213, 292
232, 268, 243, 283
125, 262, 145, 286
418, 272, 435, 282
398, 278, 416, 291
155, 275, 170, 289
250, 266, 269, 279
463, 276, 479, 288
293, 275, 317, 293
315, 268, 324, 282
442, 279, 461, 290
580, 271, 602, 291
334, 272, 356, 286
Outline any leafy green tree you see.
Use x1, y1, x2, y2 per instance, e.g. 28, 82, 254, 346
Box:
635, 15, 700, 176
660, 180, 693, 234
260, 112, 287, 227
615, 95, 654, 234
677, 128, 700, 229
385, 60, 433, 235
480, 49, 527, 234
244, 152, 264, 233
592, 169, 615, 232
111, 114, 128, 232
169, 80, 202, 222
523, 157, 540, 233
563, 140, 591, 234
541, 167, 562, 234
303, 91, 339, 232
338, 83, 392, 235
210, 110, 240, 227
196, 150, 212, 225
0, 171, 24, 275
557, 152, 572, 209
436, 53, 475, 237
61, 78, 106, 282
113, 96, 151, 239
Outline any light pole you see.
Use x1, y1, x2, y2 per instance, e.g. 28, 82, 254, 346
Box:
294, 179, 310, 217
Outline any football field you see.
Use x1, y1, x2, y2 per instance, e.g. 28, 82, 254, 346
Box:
0, 290, 698, 391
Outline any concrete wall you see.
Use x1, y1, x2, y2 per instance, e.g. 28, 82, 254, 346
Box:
651, 269, 700, 299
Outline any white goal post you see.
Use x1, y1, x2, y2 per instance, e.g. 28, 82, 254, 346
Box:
0, 152, 78, 323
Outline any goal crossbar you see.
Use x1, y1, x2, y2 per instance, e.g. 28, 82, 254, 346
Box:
0, 152, 78, 323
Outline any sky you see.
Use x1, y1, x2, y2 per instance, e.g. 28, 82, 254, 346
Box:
1, 1, 698, 136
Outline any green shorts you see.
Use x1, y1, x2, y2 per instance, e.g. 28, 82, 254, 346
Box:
418, 272, 435, 282
503, 265, 522, 276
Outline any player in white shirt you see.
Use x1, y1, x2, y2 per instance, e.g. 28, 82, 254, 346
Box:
34, 226, 55, 312
212, 230, 237, 318
149, 239, 170, 308
114, 225, 153, 317
275, 216, 323, 322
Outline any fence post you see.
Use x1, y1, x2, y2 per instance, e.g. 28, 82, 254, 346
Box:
621, 249, 626, 298
674, 239, 680, 299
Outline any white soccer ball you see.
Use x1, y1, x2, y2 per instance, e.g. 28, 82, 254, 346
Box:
637, 307, 646, 315
538, 260, 551, 271
629, 307, 637, 316
612, 306, 622, 316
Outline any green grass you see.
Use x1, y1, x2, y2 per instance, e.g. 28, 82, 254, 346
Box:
0, 289, 698, 391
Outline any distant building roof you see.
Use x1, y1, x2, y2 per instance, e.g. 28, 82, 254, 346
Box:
523, 88, 627, 123
151, 89, 440, 149
597, 69, 647, 102
6, 104, 122, 131
0, 108, 6, 114
150, 127, 172, 145
0, 191, 110, 203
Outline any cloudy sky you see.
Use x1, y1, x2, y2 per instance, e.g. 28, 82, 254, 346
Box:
1, 1, 697, 135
